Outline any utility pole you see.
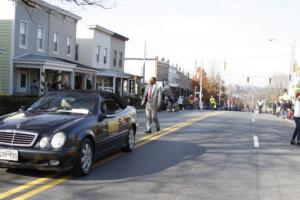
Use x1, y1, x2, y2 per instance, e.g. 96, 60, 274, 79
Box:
194, 59, 197, 98
252, 94, 254, 111
218, 78, 222, 108
290, 39, 296, 96
264, 95, 268, 113
218, 61, 226, 108
142, 41, 146, 85
199, 60, 203, 110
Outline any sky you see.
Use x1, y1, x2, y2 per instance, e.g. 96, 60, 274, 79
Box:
49, 0, 300, 86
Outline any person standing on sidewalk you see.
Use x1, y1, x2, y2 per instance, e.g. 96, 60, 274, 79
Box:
272, 100, 277, 115
291, 93, 300, 145
141, 77, 162, 134
210, 95, 216, 111
178, 96, 184, 111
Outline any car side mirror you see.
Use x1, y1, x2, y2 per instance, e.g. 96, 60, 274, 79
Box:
98, 113, 115, 122
19, 106, 25, 111
104, 114, 115, 118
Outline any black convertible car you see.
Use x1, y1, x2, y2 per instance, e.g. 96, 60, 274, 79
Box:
0, 91, 138, 176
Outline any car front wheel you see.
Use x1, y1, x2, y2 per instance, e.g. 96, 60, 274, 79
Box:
73, 138, 94, 176
123, 128, 135, 152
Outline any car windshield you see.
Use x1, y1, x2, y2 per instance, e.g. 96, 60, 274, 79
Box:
26, 92, 97, 115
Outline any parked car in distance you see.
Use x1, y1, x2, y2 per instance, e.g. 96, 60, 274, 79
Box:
0, 91, 138, 176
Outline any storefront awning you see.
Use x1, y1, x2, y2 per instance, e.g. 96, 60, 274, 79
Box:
96, 68, 141, 79
14, 54, 76, 71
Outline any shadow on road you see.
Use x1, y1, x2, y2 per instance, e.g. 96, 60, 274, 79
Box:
4, 168, 55, 178
78, 140, 206, 181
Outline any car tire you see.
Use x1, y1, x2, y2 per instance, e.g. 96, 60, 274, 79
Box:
123, 127, 135, 152
73, 138, 94, 176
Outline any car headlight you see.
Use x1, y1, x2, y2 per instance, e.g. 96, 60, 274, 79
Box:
51, 132, 66, 149
39, 137, 49, 148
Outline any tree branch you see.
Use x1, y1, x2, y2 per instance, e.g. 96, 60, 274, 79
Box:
20, 0, 115, 9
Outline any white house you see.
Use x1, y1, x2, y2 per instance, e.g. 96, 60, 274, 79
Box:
77, 24, 139, 95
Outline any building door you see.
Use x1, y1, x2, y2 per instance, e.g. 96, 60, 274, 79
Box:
17, 70, 28, 93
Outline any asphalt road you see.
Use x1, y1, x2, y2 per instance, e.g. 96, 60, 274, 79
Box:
1, 111, 300, 200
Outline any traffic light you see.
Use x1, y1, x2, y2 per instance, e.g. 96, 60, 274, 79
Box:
293, 63, 297, 72
247, 77, 250, 83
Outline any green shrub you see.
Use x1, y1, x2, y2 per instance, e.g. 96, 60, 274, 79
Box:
0, 95, 37, 116
123, 95, 143, 109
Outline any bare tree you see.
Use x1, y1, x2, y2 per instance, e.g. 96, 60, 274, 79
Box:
20, 0, 114, 9
270, 74, 289, 96
64, 0, 114, 9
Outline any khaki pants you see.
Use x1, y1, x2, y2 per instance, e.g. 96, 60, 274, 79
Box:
145, 105, 160, 132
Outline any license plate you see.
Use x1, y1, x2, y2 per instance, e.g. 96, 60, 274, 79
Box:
0, 149, 18, 161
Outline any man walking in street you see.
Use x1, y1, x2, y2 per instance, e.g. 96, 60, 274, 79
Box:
257, 99, 264, 114
141, 77, 162, 134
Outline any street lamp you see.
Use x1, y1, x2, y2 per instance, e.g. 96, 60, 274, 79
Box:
268, 38, 296, 97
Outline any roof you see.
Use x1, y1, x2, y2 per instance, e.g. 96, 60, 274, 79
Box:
112, 33, 129, 41
19, 0, 81, 21
14, 53, 67, 63
14, 54, 98, 73
96, 68, 141, 78
87, 25, 114, 35
87, 24, 129, 41
54, 57, 98, 72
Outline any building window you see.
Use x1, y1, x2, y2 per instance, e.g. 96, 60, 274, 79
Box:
53, 32, 59, 53
19, 21, 28, 48
113, 50, 117, 67
67, 36, 71, 55
37, 26, 45, 51
103, 48, 107, 64
96, 46, 100, 63
119, 52, 123, 68
75, 44, 79, 61
20, 73, 26, 88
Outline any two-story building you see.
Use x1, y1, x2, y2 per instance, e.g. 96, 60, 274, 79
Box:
76, 24, 138, 96
0, 0, 97, 95
125, 57, 170, 90
167, 64, 180, 93
125, 56, 193, 97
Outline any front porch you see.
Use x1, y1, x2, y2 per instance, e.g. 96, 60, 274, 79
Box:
13, 54, 97, 96
12, 54, 141, 96
96, 69, 141, 96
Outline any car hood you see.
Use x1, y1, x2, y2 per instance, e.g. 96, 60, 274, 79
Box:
0, 111, 85, 134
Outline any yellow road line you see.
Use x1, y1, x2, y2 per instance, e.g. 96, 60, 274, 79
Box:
92, 115, 201, 168
136, 112, 221, 147
12, 175, 71, 200
8, 111, 224, 200
0, 173, 58, 200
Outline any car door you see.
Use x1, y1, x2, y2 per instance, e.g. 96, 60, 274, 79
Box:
104, 97, 131, 144
103, 99, 121, 136
93, 98, 120, 154
112, 97, 130, 136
